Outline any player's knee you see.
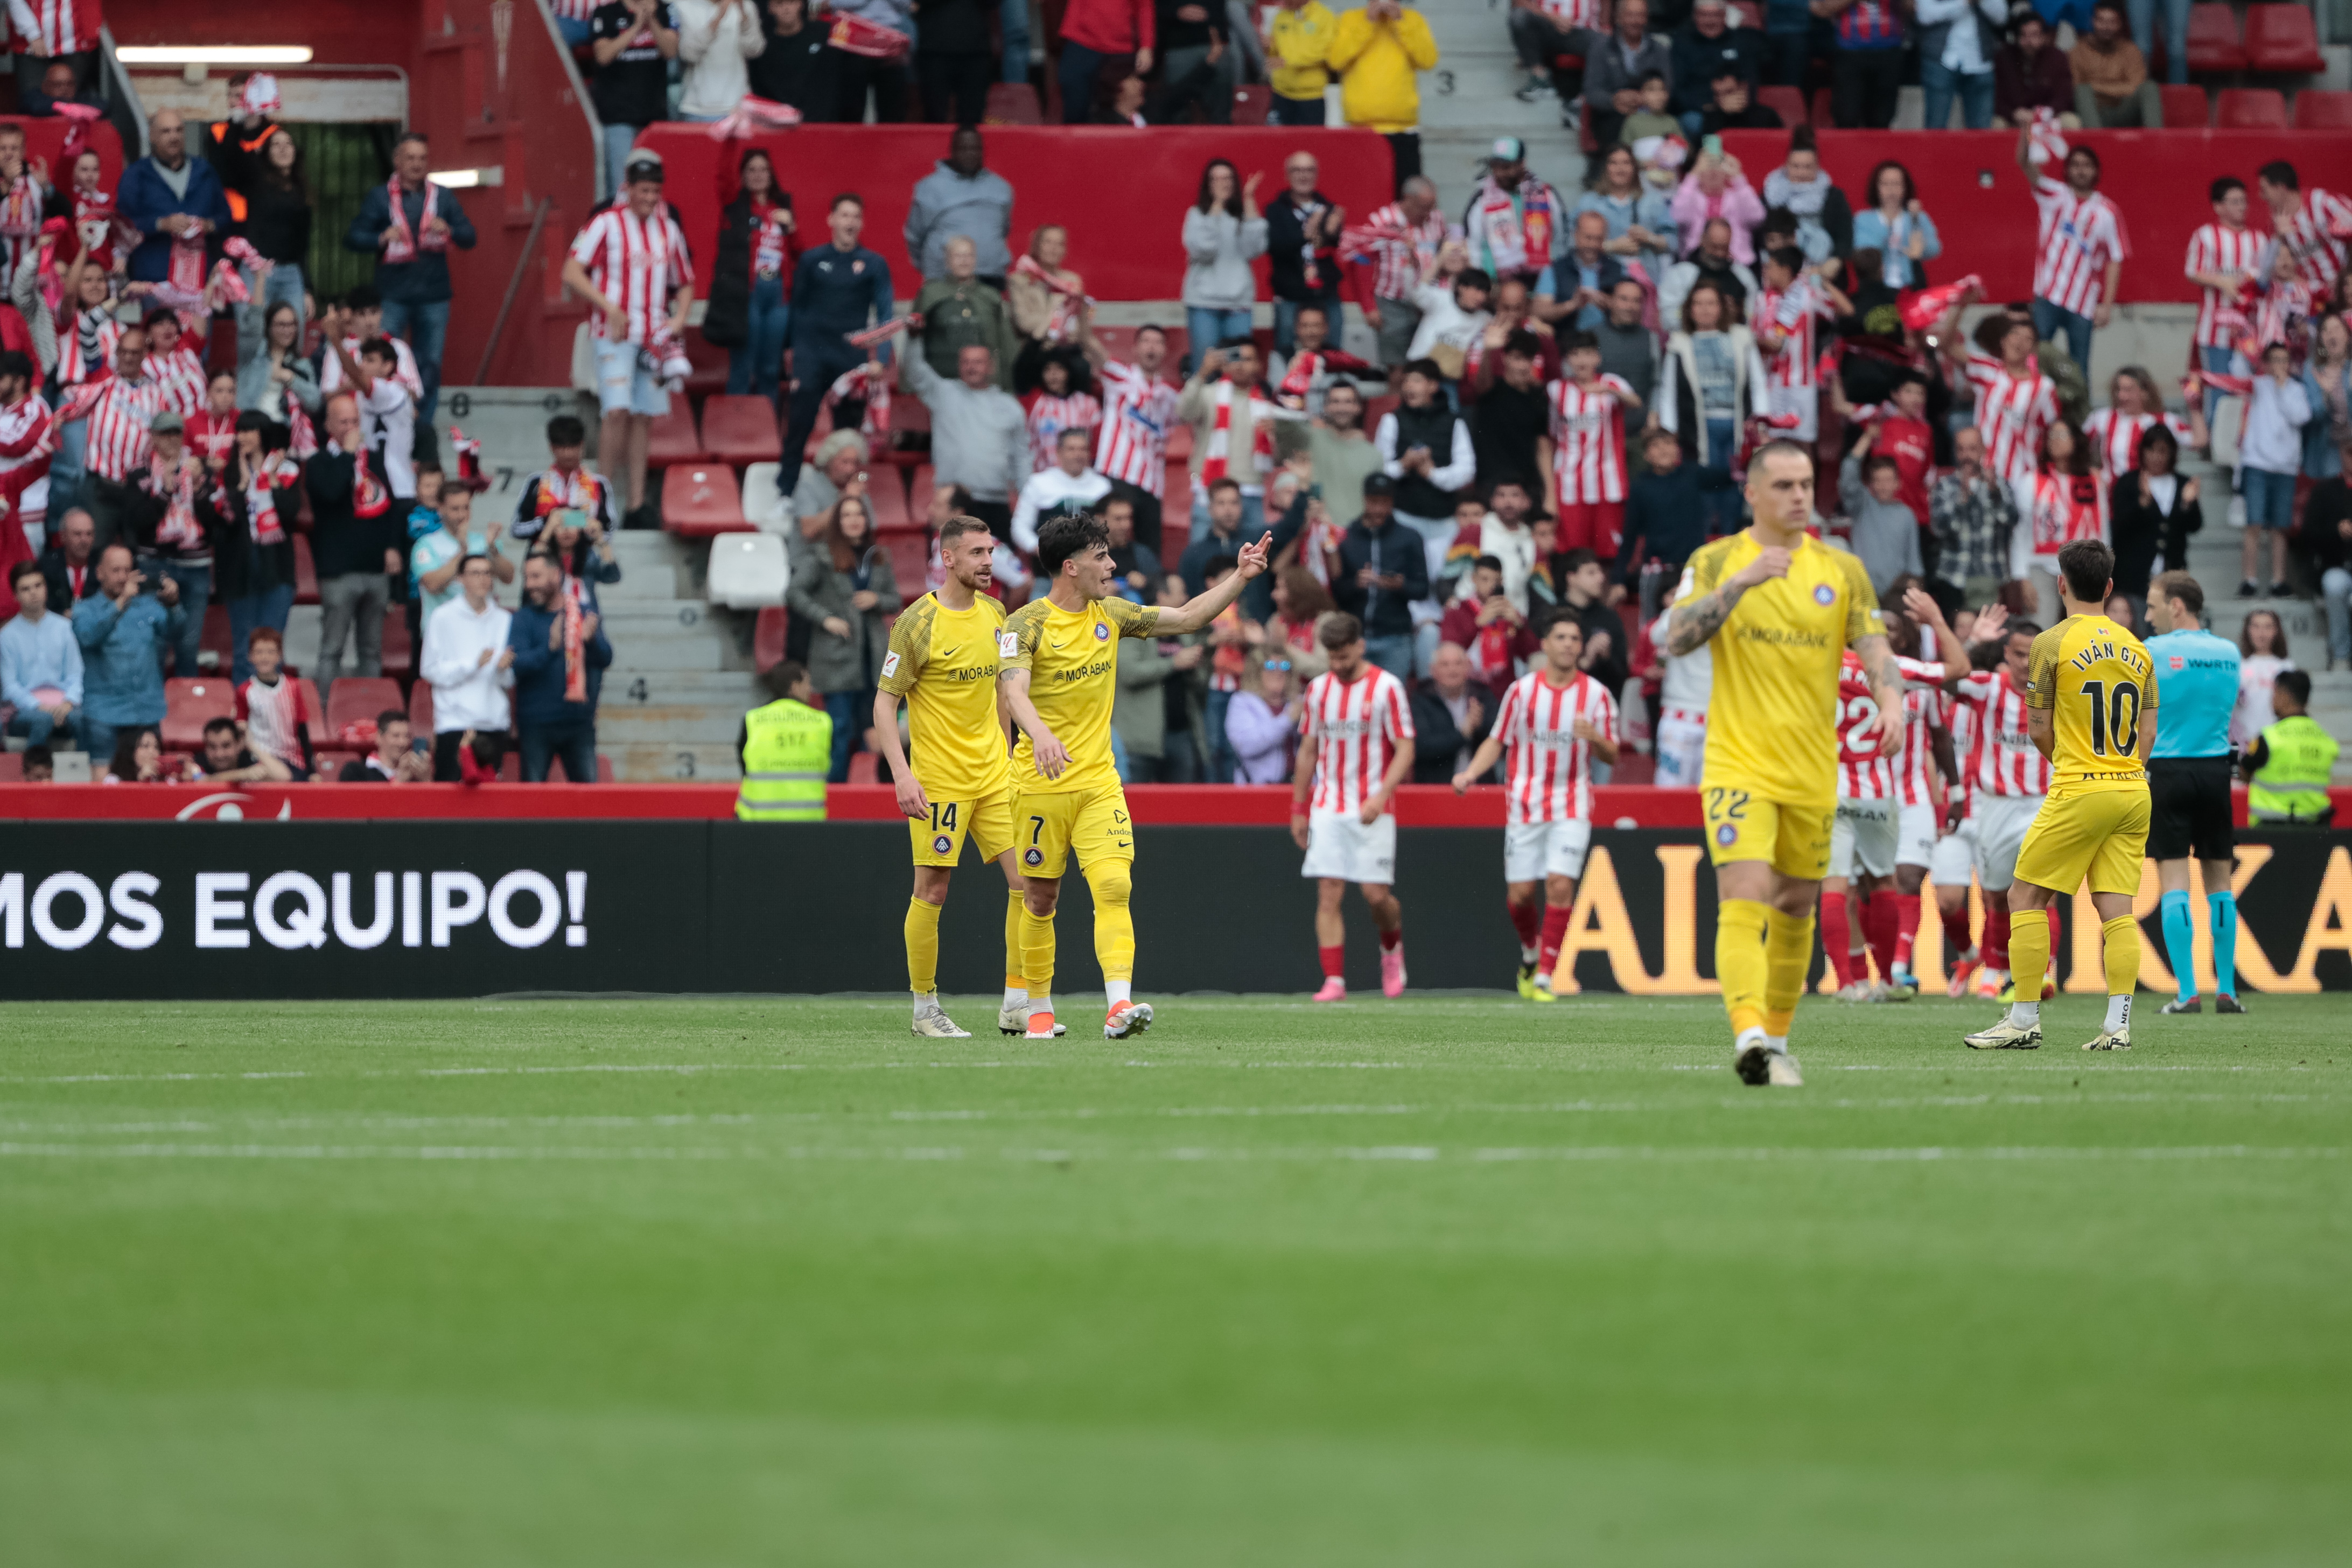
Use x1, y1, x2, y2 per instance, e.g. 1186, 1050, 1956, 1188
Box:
1895, 867, 1926, 894
1025, 881, 1061, 916
1506, 883, 1539, 909
1317, 879, 1347, 910
1091, 863, 1132, 907
1544, 874, 1576, 906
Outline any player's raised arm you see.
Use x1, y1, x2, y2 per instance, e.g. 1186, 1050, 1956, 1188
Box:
1158, 531, 1272, 634
996, 666, 1070, 780
1664, 547, 1790, 656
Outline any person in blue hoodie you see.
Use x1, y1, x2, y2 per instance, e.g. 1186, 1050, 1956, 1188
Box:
508, 552, 613, 783
115, 110, 233, 284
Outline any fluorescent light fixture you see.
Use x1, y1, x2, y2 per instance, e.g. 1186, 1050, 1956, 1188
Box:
116, 45, 316, 65
429, 167, 502, 189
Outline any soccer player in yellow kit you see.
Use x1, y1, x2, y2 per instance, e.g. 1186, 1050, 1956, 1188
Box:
1964, 538, 2157, 1053
998, 511, 1271, 1040
1667, 442, 1907, 1087
872, 515, 1042, 1039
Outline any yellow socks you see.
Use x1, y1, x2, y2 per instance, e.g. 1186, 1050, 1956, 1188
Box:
1762, 907, 1815, 1038
905, 896, 942, 996
2102, 914, 2140, 1033
1003, 891, 1026, 993
1091, 862, 1135, 985
1717, 899, 1771, 1039
2008, 909, 2051, 1018
1021, 904, 1058, 1011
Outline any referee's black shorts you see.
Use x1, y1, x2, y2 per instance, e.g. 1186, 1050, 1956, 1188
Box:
2147, 755, 2236, 862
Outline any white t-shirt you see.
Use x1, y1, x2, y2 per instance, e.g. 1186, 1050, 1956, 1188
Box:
2234, 653, 2293, 746
1011, 466, 1113, 555
359, 376, 418, 499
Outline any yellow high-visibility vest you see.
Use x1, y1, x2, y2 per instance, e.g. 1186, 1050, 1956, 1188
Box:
736, 698, 832, 821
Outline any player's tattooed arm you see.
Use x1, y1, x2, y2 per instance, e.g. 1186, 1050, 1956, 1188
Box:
996, 668, 1071, 780
1664, 548, 1789, 656
1856, 632, 1907, 761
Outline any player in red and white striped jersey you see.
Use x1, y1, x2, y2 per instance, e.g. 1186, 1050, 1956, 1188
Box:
62, 324, 164, 490
1886, 594, 1964, 995
1293, 614, 1417, 1002
1753, 253, 1849, 446
1547, 332, 1641, 557
2256, 160, 2352, 296
1449, 615, 1620, 998
2184, 179, 2271, 370
135, 310, 210, 418
1948, 611, 2056, 999
2020, 135, 2127, 362
562, 155, 696, 530
1086, 324, 1180, 512
2082, 367, 2201, 481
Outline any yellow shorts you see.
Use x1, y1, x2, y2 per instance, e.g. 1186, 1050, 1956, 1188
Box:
908, 783, 1018, 868
1014, 782, 1135, 879
2013, 783, 2151, 897
1703, 783, 1835, 881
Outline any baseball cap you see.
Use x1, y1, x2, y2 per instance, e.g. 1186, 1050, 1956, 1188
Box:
149, 410, 185, 436
1362, 473, 1396, 497
1491, 136, 1526, 164
622, 148, 666, 185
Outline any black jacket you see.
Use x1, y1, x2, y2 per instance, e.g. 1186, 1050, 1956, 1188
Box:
2109, 470, 2204, 597
1409, 679, 1499, 783
913, 0, 998, 55
1331, 516, 1430, 640
703, 189, 796, 348
1618, 464, 1718, 585
214, 467, 304, 601
1560, 595, 1629, 698
236, 174, 314, 269
748, 20, 844, 120
36, 547, 101, 613
1670, 22, 1765, 114
2304, 477, 2352, 571
1266, 190, 1342, 304
304, 446, 397, 580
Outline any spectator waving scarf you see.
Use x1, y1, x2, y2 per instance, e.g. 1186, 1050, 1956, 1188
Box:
244, 453, 296, 545
1010, 254, 1090, 344
1464, 179, 1557, 280
823, 363, 891, 445
145, 456, 207, 551
1200, 380, 1281, 486
379, 174, 449, 265
560, 578, 590, 704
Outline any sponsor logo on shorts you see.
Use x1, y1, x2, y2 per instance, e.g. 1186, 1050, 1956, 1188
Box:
1024, 847, 1044, 866
1813, 584, 1836, 606
1716, 823, 1738, 846
932, 834, 953, 854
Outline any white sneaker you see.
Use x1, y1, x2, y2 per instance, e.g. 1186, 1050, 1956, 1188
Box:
1963, 1019, 2042, 1050
1104, 1000, 1154, 1039
2081, 1027, 2132, 1052
912, 1007, 971, 1039
1766, 1053, 1805, 1087
1835, 979, 1873, 1002
998, 1002, 1066, 1037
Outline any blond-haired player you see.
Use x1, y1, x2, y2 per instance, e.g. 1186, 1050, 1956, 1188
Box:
1665, 441, 1907, 1087
998, 510, 1271, 1039
1964, 537, 2157, 1052
872, 515, 1043, 1039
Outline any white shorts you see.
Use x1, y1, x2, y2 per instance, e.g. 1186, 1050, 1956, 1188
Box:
1301, 807, 1398, 885
1972, 792, 2045, 893
1504, 817, 1593, 883
594, 337, 673, 418
1897, 800, 1941, 870
1654, 711, 1707, 788
1829, 794, 1898, 880
1929, 809, 1978, 887
1768, 382, 1819, 444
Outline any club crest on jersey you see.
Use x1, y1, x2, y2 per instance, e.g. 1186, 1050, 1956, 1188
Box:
1024, 847, 1044, 866
1094, 622, 1111, 641
1716, 823, 1738, 846
932, 834, 953, 855
1812, 584, 1836, 606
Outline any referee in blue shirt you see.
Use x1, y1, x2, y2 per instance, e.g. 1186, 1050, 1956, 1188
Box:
2143, 571, 2245, 1013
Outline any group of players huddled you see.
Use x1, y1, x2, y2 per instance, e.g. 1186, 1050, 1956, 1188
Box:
877, 440, 2228, 1077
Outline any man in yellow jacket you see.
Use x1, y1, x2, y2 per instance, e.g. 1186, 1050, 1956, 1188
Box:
1328, 0, 1440, 190
1266, 0, 1341, 125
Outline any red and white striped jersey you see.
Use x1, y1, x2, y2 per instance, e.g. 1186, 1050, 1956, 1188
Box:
2274, 187, 2352, 293
1093, 359, 1178, 495
2028, 470, 2107, 557
1963, 352, 2058, 484
2248, 278, 2312, 360
234, 674, 309, 771
141, 345, 208, 418
1833, 651, 1898, 800
0, 391, 54, 517
11, 0, 100, 56
1898, 683, 1949, 808
1493, 668, 1617, 825
1957, 667, 2050, 796
2183, 221, 2270, 347
2029, 176, 2127, 318
67, 373, 160, 484
2081, 407, 2192, 481
1755, 282, 1831, 390
1548, 374, 1632, 506
569, 204, 695, 344
1945, 684, 1976, 806
1535, 0, 1604, 23
1022, 389, 1101, 477
1300, 666, 1415, 815
1348, 202, 1455, 303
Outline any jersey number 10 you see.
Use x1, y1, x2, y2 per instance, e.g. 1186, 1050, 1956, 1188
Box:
2080, 679, 2143, 758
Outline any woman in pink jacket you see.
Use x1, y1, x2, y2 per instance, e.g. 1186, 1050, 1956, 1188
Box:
1670, 150, 1765, 262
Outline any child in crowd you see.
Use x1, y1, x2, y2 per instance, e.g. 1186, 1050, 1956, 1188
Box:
232, 626, 315, 779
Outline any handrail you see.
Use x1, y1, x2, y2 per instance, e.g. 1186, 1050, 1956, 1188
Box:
474, 195, 552, 386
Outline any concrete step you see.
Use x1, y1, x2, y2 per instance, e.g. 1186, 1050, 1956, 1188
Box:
601, 636, 728, 673
594, 705, 754, 745
606, 740, 744, 783
603, 669, 765, 702
598, 599, 727, 634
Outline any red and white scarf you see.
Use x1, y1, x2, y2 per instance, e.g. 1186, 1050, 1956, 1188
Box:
244, 452, 296, 545
145, 456, 206, 551
339, 442, 393, 520
1011, 254, 1089, 343
1200, 380, 1278, 486
381, 176, 449, 265
827, 13, 910, 58
561, 579, 589, 706
703, 94, 804, 140
1275, 347, 1375, 409
449, 425, 492, 492
824, 363, 891, 445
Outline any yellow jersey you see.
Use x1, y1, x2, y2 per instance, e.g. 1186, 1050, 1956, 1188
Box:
877, 591, 1010, 800
1002, 592, 1163, 794
1681, 530, 1885, 809
2025, 614, 2158, 791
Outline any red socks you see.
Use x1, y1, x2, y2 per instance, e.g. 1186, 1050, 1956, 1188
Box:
1891, 892, 1921, 972
1378, 926, 1402, 952
1508, 899, 1541, 954
1983, 907, 2011, 971
1319, 944, 1345, 979
1864, 894, 1898, 981
1539, 904, 1571, 974
1821, 892, 1854, 988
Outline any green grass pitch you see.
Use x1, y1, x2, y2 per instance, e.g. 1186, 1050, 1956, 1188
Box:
2, 991, 2347, 1565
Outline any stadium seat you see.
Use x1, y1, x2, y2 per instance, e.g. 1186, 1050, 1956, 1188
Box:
700, 394, 783, 465
379, 607, 414, 679
1811, 87, 1833, 125
1232, 83, 1271, 125
2293, 88, 2352, 126
1165, 421, 1193, 460
408, 678, 433, 738
2216, 88, 2287, 127
661, 464, 750, 537
646, 404, 706, 467
293, 532, 319, 605
880, 529, 928, 590
1756, 85, 1808, 127
866, 471, 915, 531
878, 392, 929, 467
0, 751, 20, 780
742, 461, 792, 531
160, 677, 234, 751
2160, 83, 2211, 126
2185, 3, 2247, 71
684, 331, 728, 398
906, 463, 939, 519
1363, 392, 1401, 430
846, 751, 879, 784
706, 531, 790, 608
199, 602, 231, 672
984, 82, 1042, 125
753, 605, 789, 672
2246, 4, 2325, 71
293, 678, 329, 748
326, 676, 404, 741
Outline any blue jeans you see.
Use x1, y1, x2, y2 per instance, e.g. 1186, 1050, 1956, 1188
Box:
603, 123, 641, 198
1273, 297, 1338, 358
1057, 41, 1111, 124
1203, 687, 1234, 783
81, 716, 127, 766
8, 703, 87, 751
381, 296, 451, 426
1363, 633, 1414, 682
1698, 415, 1743, 535
1185, 306, 1254, 376
2031, 297, 2093, 376
49, 414, 87, 523
2321, 565, 2352, 662
235, 261, 306, 368
726, 275, 790, 402
825, 688, 873, 782
2127, 0, 2192, 81
520, 718, 599, 783
1000, 0, 1030, 80
2242, 466, 2296, 533
1921, 59, 1996, 129
160, 560, 211, 677
227, 584, 296, 684
1272, 94, 1326, 126
2200, 344, 2238, 426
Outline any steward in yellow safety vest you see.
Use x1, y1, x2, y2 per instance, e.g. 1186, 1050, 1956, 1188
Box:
2241, 668, 2340, 824
736, 660, 832, 821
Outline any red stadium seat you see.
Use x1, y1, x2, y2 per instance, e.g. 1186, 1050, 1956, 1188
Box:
878, 393, 929, 467
293, 532, 319, 605
326, 676, 403, 741
645, 403, 706, 467
408, 678, 433, 737
2160, 83, 2211, 125
881, 529, 928, 590
1810, 87, 1833, 125
866, 471, 915, 531
2185, 3, 2247, 71
701, 393, 783, 465
292, 678, 330, 749
1232, 83, 1271, 125
660, 464, 750, 537
2216, 88, 2287, 127
846, 751, 879, 784
310, 750, 359, 779
754, 605, 789, 671
199, 602, 231, 672
160, 677, 234, 751
1549, 51, 1585, 74
2294, 88, 2352, 127
379, 607, 413, 679
1362, 393, 1401, 430
1164, 419, 1193, 460
984, 82, 1042, 125
1756, 85, 1808, 127
0, 752, 23, 780
2246, 4, 2325, 72
684, 330, 729, 397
